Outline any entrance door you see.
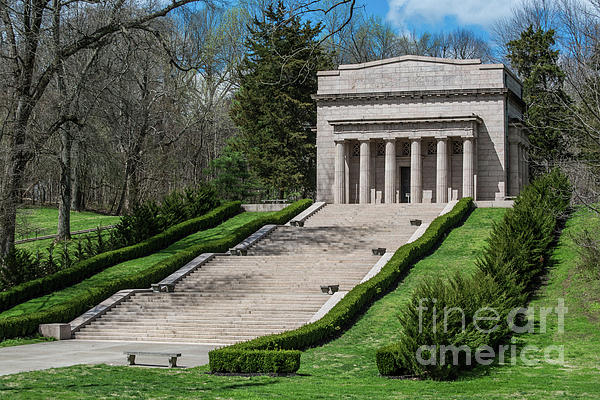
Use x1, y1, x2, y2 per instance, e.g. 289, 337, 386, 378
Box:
400, 167, 410, 203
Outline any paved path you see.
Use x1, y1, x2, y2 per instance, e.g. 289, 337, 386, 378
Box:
0, 340, 216, 376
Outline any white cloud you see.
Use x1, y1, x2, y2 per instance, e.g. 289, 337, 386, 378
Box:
386, 0, 521, 31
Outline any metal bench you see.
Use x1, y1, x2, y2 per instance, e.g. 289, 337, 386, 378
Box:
124, 351, 181, 368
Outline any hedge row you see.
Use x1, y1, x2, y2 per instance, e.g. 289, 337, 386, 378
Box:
0, 202, 242, 314
208, 198, 474, 374
376, 170, 572, 380
0, 199, 312, 340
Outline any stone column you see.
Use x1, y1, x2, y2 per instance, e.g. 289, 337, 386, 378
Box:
359, 139, 370, 204
410, 138, 422, 203
436, 138, 448, 203
334, 140, 346, 204
463, 137, 474, 198
384, 139, 396, 204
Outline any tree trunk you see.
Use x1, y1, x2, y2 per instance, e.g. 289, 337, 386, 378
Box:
0, 96, 33, 257
71, 137, 82, 212
57, 124, 72, 241
125, 157, 139, 212
115, 161, 130, 216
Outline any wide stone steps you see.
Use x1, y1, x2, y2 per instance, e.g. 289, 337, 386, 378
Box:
74, 203, 445, 343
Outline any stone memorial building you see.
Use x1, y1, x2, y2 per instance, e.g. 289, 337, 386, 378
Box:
314, 55, 529, 204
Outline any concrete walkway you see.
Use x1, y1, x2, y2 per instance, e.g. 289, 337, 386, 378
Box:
0, 340, 216, 376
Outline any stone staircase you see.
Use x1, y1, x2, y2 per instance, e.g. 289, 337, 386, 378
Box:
74, 203, 445, 344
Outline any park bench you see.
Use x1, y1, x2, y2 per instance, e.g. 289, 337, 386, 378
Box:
124, 351, 181, 368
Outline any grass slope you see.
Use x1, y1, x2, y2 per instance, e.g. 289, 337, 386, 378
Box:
2, 207, 599, 399
0, 212, 273, 319
16, 207, 120, 254
16, 206, 120, 240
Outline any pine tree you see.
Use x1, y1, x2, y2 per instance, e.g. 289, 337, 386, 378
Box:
507, 26, 573, 173
230, 1, 331, 198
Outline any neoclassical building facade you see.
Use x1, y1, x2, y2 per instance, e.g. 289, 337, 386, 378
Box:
314, 55, 529, 204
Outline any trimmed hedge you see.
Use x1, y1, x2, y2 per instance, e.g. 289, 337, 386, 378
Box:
0, 199, 312, 340
209, 350, 301, 374
376, 170, 572, 380
0, 202, 241, 314
208, 198, 474, 374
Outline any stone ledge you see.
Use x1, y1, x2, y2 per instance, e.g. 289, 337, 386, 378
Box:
230, 225, 277, 255
153, 253, 223, 292
309, 291, 348, 323
360, 253, 393, 284
288, 202, 326, 227
39, 323, 72, 340
69, 288, 153, 334
242, 204, 288, 212
475, 200, 514, 208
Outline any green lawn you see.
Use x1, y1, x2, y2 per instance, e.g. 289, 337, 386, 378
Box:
16, 206, 120, 240
0, 212, 274, 319
15, 206, 121, 254
2, 207, 599, 399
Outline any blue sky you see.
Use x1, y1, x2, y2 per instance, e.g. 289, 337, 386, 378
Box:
359, 0, 521, 41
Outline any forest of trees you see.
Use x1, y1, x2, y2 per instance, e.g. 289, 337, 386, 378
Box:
1, 0, 600, 257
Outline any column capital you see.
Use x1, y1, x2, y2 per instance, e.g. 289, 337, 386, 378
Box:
410, 137, 422, 142
358, 138, 370, 143
384, 137, 396, 143
434, 135, 449, 140
333, 139, 346, 144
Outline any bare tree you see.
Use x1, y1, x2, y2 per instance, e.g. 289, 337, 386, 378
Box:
0, 0, 225, 256
555, 0, 600, 209
491, 0, 560, 61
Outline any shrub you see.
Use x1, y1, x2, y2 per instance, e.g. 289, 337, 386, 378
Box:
208, 198, 474, 374
0, 202, 241, 313
0, 199, 311, 340
573, 227, 600, 280
0, 248, 42, 289
209, 350, 301, 374
376, 272, 509, 379
112, 185, 218, 247
376, 170, 572, 380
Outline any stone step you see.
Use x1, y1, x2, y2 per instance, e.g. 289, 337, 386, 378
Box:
77, 326, 303, 334
109, 307, 320, 314
71, 335, 248, 344
96, 313, 313, 326
76, 203, 444, 343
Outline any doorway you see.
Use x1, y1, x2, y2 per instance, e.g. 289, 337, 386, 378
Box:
400, 167, 410, 203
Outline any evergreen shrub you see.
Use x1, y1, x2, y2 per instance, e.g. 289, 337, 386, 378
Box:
376, 170, 572, 380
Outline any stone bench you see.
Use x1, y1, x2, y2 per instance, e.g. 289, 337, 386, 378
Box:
371, 247, 386, 256
124, 351, 181, 368
321, 284, 339, 295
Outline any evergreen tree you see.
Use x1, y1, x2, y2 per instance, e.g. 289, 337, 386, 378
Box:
209, 142, 255, 201
230, 1, 331, 198
507, 26, 573, 173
